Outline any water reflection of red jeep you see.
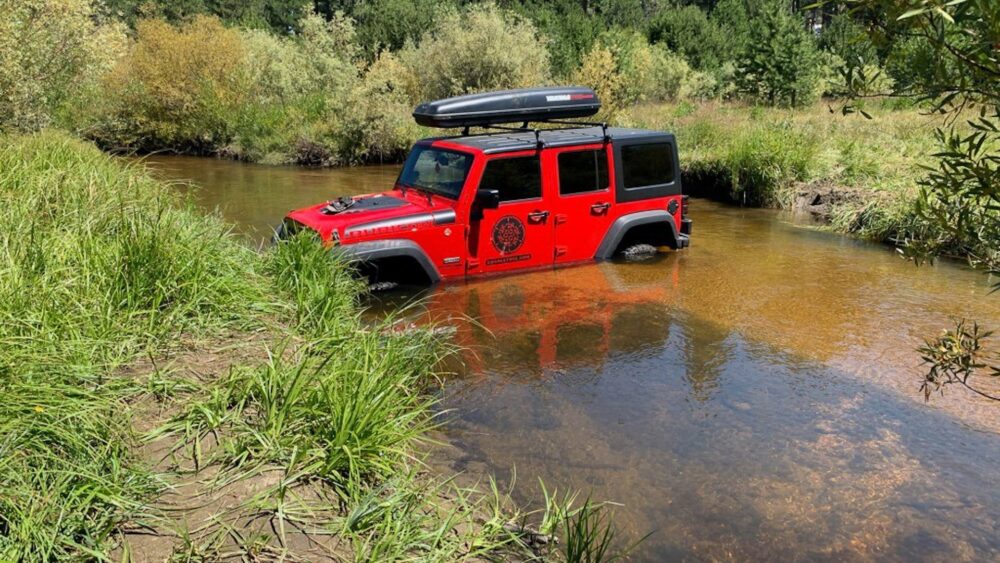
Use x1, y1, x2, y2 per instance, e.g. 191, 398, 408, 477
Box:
427, 259, 680, 378
281, 86, 690, 284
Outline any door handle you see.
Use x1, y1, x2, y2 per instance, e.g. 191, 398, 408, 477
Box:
527, 210, 549, 223
591, 202, 610, 214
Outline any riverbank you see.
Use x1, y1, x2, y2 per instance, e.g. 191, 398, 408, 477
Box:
631, 103, 929, 239
0, 131, 605, 560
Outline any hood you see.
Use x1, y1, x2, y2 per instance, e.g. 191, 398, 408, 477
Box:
285, 191, 457, 243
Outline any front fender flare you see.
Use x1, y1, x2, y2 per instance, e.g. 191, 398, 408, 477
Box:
594, 210, 688, 260
334, 239, 441, 284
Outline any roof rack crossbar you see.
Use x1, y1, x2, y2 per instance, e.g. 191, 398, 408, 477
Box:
456, 118, 606, 142
462, 123, 546, 149
543, 119, 609, 142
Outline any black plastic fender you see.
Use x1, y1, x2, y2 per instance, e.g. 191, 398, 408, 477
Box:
334, 240, 441, 284
594, 210, 689, 260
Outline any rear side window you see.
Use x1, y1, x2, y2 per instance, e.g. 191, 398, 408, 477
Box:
621, 143, 675, 189
558, 150, 609, 195
479, 156, 542, 202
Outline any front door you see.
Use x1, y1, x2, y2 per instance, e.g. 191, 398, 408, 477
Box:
470, 153, 554, 275
547, 144, 615, 264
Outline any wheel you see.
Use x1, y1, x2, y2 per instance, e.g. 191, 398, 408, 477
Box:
618, 243, 659, 261
367, 281, 400, 292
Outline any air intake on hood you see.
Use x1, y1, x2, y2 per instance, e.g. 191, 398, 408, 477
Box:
320, 195, 408, 215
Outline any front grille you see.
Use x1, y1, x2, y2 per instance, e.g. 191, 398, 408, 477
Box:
275, 218, 306, 241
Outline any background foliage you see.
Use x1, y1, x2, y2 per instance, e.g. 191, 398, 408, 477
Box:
3, 0, 925, 162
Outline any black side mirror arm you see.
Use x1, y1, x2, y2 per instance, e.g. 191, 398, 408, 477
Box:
471, 189, 500, 221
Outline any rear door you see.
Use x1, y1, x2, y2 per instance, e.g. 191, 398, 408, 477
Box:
471, 153, 555, 275
547, 144, 615, 264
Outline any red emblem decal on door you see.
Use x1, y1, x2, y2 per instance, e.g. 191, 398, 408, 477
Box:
491, 215, 525, 254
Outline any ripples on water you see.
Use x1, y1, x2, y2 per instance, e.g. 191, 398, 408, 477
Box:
142, 155, 1000, 561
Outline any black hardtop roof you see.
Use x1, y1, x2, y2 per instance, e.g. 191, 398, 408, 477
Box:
428, 126, 674, 155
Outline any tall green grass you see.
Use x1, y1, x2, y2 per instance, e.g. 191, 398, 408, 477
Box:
0, 132, 263, 375
0, 132, 262, 558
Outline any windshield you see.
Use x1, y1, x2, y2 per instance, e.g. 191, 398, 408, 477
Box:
397, 146, 473, 200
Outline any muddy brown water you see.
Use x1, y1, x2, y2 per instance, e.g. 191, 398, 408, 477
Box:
142, 155, 1000, 561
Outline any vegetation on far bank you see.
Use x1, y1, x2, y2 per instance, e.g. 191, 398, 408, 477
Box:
0, 131, 632, 560
5, 0, 922, 165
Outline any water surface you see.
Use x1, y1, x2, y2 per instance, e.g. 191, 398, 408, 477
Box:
142, 155, 1000, 561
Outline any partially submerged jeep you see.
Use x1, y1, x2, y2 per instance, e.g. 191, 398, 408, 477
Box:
280, 86, 690, 284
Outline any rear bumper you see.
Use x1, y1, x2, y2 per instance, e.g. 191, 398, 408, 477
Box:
681, 218, 692, 236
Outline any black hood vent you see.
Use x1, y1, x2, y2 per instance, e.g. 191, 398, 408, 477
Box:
320, 195, 408, 215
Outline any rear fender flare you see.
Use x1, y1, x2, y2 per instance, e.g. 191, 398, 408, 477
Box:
334, 240, 441, 284
594, 210, 688, 260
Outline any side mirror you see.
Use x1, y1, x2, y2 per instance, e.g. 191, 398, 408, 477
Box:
471, 188, 499, 220
476, 188, 500, 209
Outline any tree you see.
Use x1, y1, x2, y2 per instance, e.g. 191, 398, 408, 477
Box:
737, 0, 821, 106
353, 0, 456, 58
598, 0, 646, 28
100, 0, 311, 33
512, 0, 604, 77
817, 13, 878, 65
647, 4, 726, 69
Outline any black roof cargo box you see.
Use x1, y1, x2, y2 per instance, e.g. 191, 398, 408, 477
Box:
413, 86, 600, 128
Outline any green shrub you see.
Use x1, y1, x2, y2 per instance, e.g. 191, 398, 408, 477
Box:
241, 28, 320, 103
101, 0, 312, 33
296, 11, 361, 95
884, 35, 963, 96
572, 28, 659, 119
92, 16, 248, 151
574, 29, 716, 119
647, 46, 718, 101
400, 2, 550, 100
0, 0, 126, 132
335, 52, 422, 164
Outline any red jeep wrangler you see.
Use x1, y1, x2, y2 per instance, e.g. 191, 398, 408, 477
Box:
280, 86, 690, 284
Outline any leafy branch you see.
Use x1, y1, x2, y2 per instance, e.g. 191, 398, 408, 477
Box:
918, 319, 1000, 401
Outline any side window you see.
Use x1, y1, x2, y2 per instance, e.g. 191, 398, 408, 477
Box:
479, 156, 542, 202
558, 149, 609, 195
621, 143, 675, 189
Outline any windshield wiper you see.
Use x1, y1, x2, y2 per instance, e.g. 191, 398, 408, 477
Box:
399, 181, 440, 202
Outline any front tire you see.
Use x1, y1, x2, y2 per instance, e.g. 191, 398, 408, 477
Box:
618, 243, 659, 261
